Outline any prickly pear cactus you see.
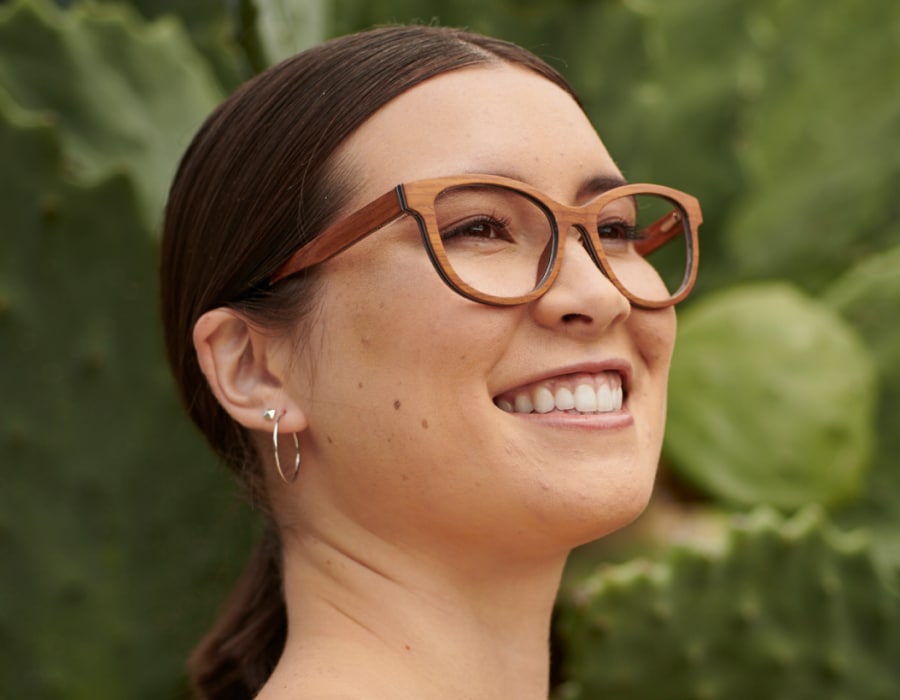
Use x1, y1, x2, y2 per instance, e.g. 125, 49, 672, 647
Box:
0, 0, 223, 226
556, 507, 900, 700
0, 95, 257, 700
0, 3, 253, 698
664, 282, 877, 510
826, 246, 900, 568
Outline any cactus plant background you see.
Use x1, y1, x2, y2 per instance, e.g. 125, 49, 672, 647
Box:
557, 507, 900, 700
1, 0, 898, 697
665, 282, 877, 511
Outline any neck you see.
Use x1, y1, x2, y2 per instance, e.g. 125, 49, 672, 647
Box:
265, 522, 568, 700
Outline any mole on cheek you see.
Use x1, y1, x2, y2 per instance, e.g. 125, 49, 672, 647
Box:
421, 419, 429, 429
393, 399, 401, 410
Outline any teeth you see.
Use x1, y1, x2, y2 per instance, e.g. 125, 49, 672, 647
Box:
534, 386, 555, 414
597, 384, 614, 412
554, 387, 575, 410
514, 394, 534, 413
573, 384, 597, 412
501, 374, 624, 415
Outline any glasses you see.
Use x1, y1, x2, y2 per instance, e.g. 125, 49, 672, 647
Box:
270, 174, 702, 308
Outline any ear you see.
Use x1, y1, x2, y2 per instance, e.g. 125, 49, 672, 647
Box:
193, 308, 308, 434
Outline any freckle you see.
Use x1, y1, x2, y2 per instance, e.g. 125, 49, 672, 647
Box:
358, 381, 364, 389
421, 419, 429, 429
401, 474, 409, 481
404, 644, 411, 651
393, 399, 401, 410
326, 435, 333, 444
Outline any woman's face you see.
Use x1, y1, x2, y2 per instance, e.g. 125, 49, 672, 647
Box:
283, 65, 677, 562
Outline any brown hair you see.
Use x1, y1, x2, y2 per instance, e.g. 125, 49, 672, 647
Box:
160, 24, 580, 700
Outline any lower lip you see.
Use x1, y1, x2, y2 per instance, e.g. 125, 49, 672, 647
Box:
500, 407, 634, 430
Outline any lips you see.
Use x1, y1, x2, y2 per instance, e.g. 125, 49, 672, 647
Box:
494, 371, 625, 415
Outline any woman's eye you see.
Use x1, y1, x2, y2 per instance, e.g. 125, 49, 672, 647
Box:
597, 221, 641, 241
441, 216, 513, 242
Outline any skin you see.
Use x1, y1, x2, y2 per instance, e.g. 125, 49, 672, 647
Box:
195, 64, 677, 699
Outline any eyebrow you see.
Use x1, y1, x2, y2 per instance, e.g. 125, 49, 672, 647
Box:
461, 168, 628, 202
575, 174, 630, 201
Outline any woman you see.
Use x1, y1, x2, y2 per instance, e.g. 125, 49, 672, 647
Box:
161, 24, 701, 700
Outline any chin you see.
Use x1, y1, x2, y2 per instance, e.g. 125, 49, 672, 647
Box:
558, 466, 658, 549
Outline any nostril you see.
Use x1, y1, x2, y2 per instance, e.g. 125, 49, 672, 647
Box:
561, 312, 592, 324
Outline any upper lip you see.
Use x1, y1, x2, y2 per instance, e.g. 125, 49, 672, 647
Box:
492, 359, 633, 399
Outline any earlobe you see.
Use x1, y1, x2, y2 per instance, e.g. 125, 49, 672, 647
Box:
192, 308, 308, 434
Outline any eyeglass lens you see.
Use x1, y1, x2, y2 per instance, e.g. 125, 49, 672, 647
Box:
432, 185, 690, 303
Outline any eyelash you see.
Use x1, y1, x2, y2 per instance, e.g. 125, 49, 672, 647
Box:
440, 214, 514, 242
597, 221, 642, 240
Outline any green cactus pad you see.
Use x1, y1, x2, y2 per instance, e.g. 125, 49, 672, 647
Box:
665, 282, 877, 510
0, 87, 253, 699
556, 507, 900, 700
245, 0, 325, 66
825, 245, 900, 398
826, 246, 900, 568
0, 0, 223, 228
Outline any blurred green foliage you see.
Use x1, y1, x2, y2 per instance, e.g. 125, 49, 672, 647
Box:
1, 0, 898, 697
666, 282, 877, 511
559, 507, 900, 699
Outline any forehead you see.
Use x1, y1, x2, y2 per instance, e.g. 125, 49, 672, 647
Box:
334, 64, 622, 206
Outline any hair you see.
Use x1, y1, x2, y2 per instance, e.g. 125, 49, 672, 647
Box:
160, 24, 581, 700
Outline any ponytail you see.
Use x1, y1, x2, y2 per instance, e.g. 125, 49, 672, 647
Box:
188, 528, 286, 699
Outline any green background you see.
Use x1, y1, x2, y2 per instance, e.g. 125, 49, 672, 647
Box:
1, 0, 898, 697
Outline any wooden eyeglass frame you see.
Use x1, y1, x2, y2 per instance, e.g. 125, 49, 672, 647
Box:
270, 173, 702, 309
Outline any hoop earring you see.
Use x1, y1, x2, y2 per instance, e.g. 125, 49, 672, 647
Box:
263, 408, 300, 483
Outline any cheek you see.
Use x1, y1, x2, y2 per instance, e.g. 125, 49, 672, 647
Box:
306, 269, 512, 428
631, 307, 677, 372
626, 308, 676, 453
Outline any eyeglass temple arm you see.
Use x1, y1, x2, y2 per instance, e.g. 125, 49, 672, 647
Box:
634, 210, 685, 257
270, 188, 405, 284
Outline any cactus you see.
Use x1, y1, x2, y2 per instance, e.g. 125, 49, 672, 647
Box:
0, 0, 223, 227
0, 95, 260, 700
0, 4, 253, 697
826, 246, 900, 569
664, 282, 877, 510
241, 0, 326, 66
85, 0, 251, 89
3, 0, 900, 696
556, 507, 900, 700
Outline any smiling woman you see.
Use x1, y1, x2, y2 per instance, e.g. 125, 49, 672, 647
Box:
160, 24, 701, 700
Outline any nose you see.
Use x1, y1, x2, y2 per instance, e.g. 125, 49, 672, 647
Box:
530, 226, 631, 333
